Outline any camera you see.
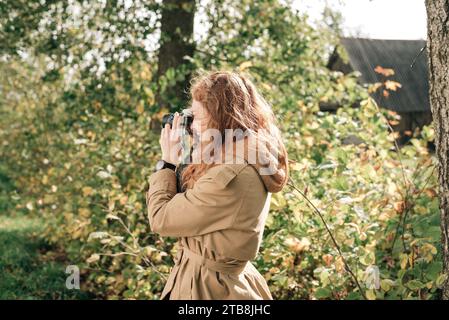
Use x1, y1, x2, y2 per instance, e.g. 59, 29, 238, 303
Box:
160, 108, 194, 192
161, 108, 194, 135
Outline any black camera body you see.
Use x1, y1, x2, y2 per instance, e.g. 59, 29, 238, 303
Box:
161, 109, 193, 135
160, 108, 194, 193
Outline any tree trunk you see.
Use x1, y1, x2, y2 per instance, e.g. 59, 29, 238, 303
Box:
156, 0, 196, 111
425, 0, 449, 299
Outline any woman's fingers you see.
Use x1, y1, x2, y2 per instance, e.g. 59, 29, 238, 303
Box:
171, 112, 181, 142
170, 114, 176, 141
159, 127, 164, 143
161, 124, 169, 143
173, 112, 179, 129
159, 113, 184, 165
164, 123, 170, 135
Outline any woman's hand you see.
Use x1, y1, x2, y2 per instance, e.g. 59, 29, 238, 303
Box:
160, 112, 182, 166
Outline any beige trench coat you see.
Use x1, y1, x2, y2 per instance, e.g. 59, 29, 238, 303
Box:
146, 141, 289, 300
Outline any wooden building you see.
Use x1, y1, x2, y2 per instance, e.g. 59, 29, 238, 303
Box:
326, 38, 432, 144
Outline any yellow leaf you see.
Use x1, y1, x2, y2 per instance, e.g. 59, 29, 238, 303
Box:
360, 251, 375, 266
119, 195, 128, 205
374, 65, 395, 77
26, 202, 34, 211
284, 236, 310, 253
261, 83, 271, 91
366, 289, 376, 300
108, 200, 115, 211
385, 80, 402, 91
146, 89, 155, 106
388, 131, 400, 140
388, 120, 400, 126
82, 186, 94, 196
140, 64, 152, 81
87, 253, 100, 264
145, 246, 157, 258
335, 256, 345, 273
79, 208, 90, 218
393, 201, 405, 213
424, 188, 438, 198
387, 110, 400, 118
322, 254, 333, 266
304, 136, 314, 146
239, 61, 253, 71
369, 82, 383, 93
380, 279, 392, 291
136, 100, 145, 114
400, 253, 408, 269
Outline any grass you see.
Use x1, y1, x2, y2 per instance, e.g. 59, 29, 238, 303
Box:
0, 214, 93, 299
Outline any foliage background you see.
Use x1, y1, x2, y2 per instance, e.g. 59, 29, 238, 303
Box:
0, 0, 442, 299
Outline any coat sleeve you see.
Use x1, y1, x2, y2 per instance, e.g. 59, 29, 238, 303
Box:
146, 167, 246, 237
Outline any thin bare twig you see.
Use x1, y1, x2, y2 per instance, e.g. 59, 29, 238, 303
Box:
410, 44, 427, 69
287, 178, 367, 300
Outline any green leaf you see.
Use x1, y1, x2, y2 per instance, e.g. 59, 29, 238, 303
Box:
315, 288, 332, 299
366, 289, 376, 300
436, 273, 448, 288
360, 251, 375, 266
380, 279, 395, 292
406, 280, 425, 290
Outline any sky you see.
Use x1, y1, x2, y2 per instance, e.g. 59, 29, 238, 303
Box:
295, 0, 427, 40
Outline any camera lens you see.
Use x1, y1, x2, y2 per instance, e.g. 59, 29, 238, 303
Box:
161, 110, 194, 135
161, 113, 174, 129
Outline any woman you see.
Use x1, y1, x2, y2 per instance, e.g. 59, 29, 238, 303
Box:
146, 70, 289, 300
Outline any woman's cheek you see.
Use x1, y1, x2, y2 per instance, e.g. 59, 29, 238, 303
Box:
192, 118, 208, 135
202, 121, 209, 133
191, 120, 201, 135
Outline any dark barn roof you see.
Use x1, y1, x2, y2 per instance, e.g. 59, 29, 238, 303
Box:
328, 38, 430, 113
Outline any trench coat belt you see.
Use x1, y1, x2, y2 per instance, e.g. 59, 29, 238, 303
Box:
174, 245, 248, 276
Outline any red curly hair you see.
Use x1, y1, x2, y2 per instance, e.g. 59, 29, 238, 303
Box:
180, 69, 287, 191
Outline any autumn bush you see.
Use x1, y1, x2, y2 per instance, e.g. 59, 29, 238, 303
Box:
0, 0, 443, 300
